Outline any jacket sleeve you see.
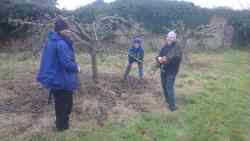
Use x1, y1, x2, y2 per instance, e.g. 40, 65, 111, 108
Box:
128, 48, 133, 57
128, 48, 134, 63
155, 47, 164, 63
56, 41, 78, 73
139, 48, 144, 62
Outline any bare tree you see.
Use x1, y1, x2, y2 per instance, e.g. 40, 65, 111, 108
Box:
163, 21, 216, 64
67, 16, 141, 82
7, 15, 140, 83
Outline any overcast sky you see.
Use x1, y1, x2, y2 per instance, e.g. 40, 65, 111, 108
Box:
57, 0, 250, 10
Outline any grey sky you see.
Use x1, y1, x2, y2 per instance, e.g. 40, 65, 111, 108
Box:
57, 0, 115, 10
57, 0, 250, 10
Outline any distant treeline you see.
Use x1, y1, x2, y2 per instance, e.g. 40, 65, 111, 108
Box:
74, 0, 250, 45
0, 0, 57, 40
1, 0, 250, 45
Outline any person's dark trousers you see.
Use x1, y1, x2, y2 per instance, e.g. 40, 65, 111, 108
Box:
50, 89, 73, 131
160, 72, 177, 111
124, 62, 144, 80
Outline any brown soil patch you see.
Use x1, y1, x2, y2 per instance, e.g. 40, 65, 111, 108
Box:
0, 69, 201, 138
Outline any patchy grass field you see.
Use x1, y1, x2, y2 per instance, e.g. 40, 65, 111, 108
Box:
0, 48, 249, 141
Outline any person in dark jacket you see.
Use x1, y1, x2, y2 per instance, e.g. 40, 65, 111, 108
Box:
156, 31, 182, 111
123, 37, 144, 80
37, 18, 80, 131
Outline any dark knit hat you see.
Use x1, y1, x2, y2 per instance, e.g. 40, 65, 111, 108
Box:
133, 37, 142, 44
54, 18, 69, 32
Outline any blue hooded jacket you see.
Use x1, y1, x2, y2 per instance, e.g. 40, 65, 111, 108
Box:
37, 32, 79, 91
128, 47, 144, 64
128, 37, 144, 64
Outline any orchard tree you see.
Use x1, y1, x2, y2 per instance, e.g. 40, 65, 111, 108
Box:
6, 14, 140, 83
67, 15, 141, 82
163, 21, 216, 64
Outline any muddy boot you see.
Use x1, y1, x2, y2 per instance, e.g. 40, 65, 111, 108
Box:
169, 106, 178, 112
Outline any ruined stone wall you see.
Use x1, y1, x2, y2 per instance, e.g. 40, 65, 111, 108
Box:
187, 16, 234, 51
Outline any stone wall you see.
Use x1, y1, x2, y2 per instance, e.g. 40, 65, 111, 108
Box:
188, 16, 234, 51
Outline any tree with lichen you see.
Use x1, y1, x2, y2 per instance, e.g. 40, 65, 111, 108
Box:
67, 16, 141, 82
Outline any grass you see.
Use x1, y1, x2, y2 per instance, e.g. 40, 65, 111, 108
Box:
182, 49, 250, 141
0, 52, 37, 80
1, 48, 250, 141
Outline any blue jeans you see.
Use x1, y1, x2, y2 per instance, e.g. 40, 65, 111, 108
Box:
161, 73, 177, 110
124, 62, 144, 80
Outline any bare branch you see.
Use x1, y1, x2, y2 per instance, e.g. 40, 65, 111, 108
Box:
69, 19, 93, 42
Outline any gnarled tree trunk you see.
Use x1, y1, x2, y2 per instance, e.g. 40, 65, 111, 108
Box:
90, 43, 98, 82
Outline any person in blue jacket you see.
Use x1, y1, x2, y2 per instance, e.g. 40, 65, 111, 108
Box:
37, 18, 80, 131
123, 37, 144, 80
